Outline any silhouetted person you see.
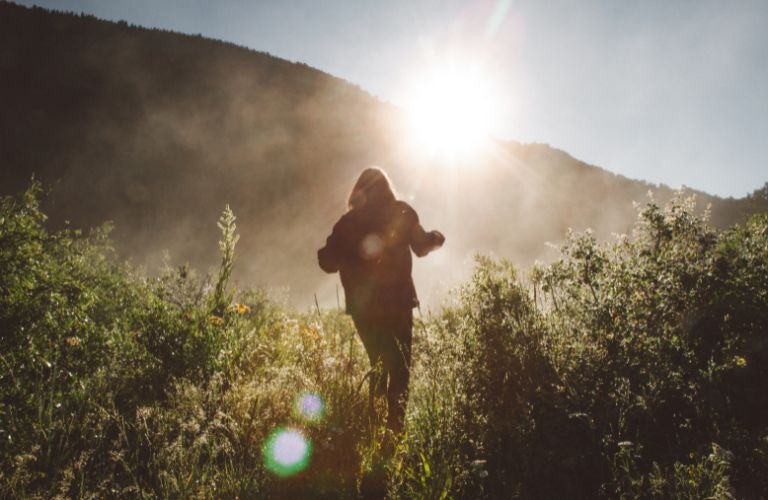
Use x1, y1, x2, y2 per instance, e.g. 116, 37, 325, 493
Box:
318, 168, 444, 435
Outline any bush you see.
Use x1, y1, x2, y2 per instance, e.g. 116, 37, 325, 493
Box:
393, 195, 767, 498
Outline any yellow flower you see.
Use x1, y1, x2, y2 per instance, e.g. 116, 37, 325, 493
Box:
735, 356, 747, 368
65, 336, 81, 347
208, 315, 224, 326
229, 303, 250, 314
302, 326, 320, 341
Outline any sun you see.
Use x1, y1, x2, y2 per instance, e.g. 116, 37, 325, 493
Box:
402, 64, 497, 159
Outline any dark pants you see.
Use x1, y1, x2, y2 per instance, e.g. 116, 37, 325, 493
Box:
352, 307, 413, 434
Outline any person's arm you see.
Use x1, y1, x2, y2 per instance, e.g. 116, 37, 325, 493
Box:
408, 209, 445, 257
318, 219, 345, 273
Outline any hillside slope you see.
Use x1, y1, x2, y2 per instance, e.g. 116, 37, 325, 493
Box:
1, 2, 765, 307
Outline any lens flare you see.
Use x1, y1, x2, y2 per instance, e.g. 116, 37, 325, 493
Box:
361, 233, 383, 259
295, 392, 325, 423
263, 427, 312, 477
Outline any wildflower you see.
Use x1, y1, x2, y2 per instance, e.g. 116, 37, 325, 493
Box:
230, 303, 250, 314
65, 336, 81, 347
208, 315, 225, 326
735, 356, 747, 368
302, 326, 320, 341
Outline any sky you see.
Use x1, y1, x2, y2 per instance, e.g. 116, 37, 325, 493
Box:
17, 0, 768, 198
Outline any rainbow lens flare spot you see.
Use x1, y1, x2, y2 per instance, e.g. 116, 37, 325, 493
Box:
263, 428, 311, 477
361, 233, 383, 259
295, 392, 325, 422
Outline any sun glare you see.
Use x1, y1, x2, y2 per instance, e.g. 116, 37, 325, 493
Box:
403, 64, 497, 159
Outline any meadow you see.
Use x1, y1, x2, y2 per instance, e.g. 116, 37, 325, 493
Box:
2, 183, 766, 498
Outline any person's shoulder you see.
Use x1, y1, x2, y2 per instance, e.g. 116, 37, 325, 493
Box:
394, 200, 416, 214
393, 200, 419, 223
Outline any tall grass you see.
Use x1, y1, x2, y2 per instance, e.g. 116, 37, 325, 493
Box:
1, 183, 766, 498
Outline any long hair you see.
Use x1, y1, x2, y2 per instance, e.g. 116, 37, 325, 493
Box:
347, 167, 396, 210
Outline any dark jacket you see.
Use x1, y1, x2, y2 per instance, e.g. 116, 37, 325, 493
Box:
318, 200, 441, 317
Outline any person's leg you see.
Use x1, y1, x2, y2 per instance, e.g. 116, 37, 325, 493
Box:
383, 308, 413, 435
352, 315, 388, 413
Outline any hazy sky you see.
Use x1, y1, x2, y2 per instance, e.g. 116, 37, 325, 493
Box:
18, 0, 768, 197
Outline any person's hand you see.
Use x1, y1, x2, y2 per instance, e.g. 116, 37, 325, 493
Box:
431, 230, 445, 247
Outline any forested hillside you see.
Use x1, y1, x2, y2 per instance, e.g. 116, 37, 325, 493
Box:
1, 1, 766, 309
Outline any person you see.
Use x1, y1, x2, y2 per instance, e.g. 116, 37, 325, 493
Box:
317, 167, 444, 435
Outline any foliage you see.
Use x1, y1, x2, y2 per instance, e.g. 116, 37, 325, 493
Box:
392, 194, 767, 499
0, 183, 370, 498
1, 185, 766, 498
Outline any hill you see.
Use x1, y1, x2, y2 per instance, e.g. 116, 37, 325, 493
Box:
1, 1, 766, 308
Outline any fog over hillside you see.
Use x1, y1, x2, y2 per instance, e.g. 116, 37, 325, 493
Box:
2, 2, 766, 309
